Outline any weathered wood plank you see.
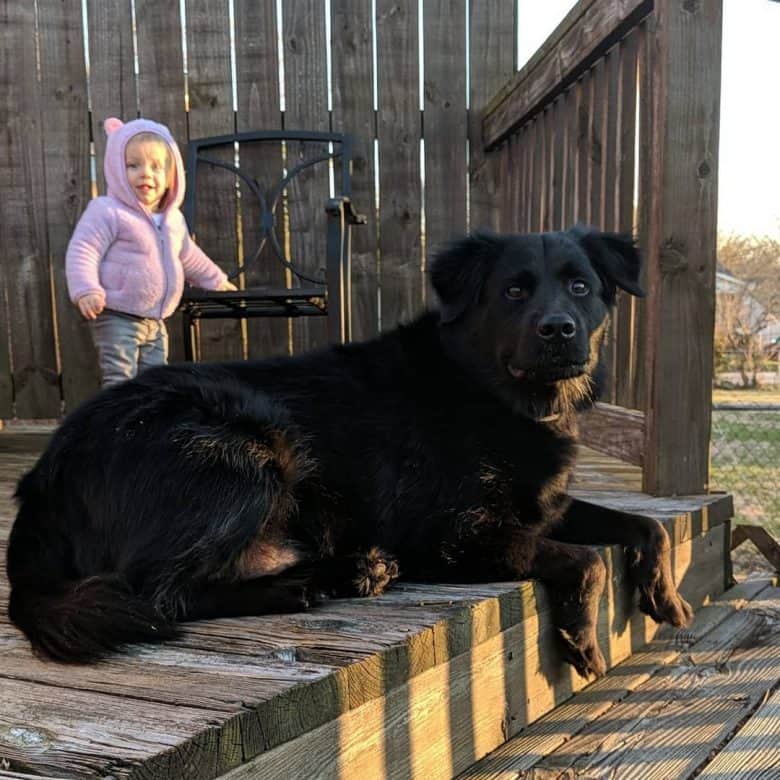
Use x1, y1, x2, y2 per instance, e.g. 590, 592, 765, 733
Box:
642, 1, 722, 495
331, 0, 379, 342
376, 0, 422, 330
614, 29, 640, 409
483, 0, 652, 149
578, 402, 644, 466
134, 0, 188, 363
468, 0, 515, 232
221, 523, 730, 779
532, 589, 780, 778
459, 579, 775, 779
424, 0, 467, 297
0, 678, 246, 778
282, 1, 331, 353
33, 0, 95, 413
697, 686, 780, 778
234, 0, 289, 359
85, 0, 137, 196
185, 0, 244, 362
0, 2, 61, 419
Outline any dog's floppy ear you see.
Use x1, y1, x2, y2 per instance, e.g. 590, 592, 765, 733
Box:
430, 231, 503, 323
569, 225, 645, 303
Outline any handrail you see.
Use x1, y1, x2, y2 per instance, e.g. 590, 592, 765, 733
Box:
482, 0, 653, 150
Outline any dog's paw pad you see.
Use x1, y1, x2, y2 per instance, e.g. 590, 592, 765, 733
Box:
353, 547, 400, 597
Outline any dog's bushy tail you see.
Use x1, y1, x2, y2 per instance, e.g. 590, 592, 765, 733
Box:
6, 471, 174, 663
8, 576, 175, 663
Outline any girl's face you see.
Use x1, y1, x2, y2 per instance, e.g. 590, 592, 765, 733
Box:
125, 137, 172, 212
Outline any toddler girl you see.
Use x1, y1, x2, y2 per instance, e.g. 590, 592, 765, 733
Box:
66, 117, 235, 387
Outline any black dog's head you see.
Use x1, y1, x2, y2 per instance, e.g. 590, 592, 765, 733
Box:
430, 226, 644, 416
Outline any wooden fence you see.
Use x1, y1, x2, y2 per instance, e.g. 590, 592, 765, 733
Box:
0, 0, 514, 418
0, 0, 722, 496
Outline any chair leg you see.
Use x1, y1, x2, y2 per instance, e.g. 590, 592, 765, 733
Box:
326, 198, 347, 344
182, 310, 200, 362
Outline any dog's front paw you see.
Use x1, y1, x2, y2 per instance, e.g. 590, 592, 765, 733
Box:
558, 626, 607, 678
353, 547, 400, 597
639, 578, 693, 627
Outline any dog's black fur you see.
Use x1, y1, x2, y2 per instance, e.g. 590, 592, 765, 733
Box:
6, 227, 692, 676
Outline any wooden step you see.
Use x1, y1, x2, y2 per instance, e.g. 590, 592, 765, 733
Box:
460, 577, 779, 779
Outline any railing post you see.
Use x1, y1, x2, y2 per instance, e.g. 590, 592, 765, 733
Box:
642, 0, 723, 495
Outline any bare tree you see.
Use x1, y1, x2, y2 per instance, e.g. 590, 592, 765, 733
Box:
715, 235, 780, 387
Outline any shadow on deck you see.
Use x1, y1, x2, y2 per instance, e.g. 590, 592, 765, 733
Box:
0, 431, 755, 780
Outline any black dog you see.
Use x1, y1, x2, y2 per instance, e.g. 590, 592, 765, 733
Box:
6, 226, 691, 676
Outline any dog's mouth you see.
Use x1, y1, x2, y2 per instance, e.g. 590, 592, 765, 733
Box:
507, 363, 586, 382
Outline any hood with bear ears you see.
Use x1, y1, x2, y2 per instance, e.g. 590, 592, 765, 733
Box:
103, 116, 185, 214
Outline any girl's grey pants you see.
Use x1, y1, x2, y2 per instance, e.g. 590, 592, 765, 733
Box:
90, 309, 168, 387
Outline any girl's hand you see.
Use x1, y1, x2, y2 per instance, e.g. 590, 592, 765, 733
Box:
77, 293, 105, 320
217, 280, 238, 291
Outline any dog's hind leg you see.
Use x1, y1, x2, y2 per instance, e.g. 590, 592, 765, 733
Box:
555, 500, 693, 628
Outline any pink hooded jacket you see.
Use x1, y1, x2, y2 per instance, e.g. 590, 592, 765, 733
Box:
66, 117, 227, 319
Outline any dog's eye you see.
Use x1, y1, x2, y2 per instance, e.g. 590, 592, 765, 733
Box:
569, 280, 590, 297
505, 286, 530, 302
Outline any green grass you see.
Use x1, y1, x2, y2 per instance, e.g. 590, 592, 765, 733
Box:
710, 407, 779, 539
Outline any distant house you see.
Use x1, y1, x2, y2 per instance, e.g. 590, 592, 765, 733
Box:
716, 264, 780, 348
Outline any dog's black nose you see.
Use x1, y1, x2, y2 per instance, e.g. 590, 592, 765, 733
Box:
537, 313, 576, 341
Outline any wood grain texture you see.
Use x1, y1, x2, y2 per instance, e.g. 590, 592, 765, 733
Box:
376, 0, 422, 330
423, 0, 468, 302
697, 686, 780, 779
38, 0, 97, 411
0, 1, 60, 418
282, 1, 331, 353
134, 0, 189, 362
578, 402, 645, 466
233, 0, 289, 359
642, 0, 723, 495
185, 0, 244, 362
85, 0, 137, 196
331, 0, 379, 342
460, 579, 776, 779
468, 0, 515, 232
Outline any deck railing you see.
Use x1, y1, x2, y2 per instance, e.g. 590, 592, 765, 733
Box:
481, 0, 722, 496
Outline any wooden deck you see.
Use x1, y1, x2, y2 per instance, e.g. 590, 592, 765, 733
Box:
0, 430, 767, 780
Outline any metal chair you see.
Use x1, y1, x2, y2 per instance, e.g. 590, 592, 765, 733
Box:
179, 130, 365, 361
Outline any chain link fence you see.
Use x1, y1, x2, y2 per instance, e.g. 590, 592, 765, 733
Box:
710, 396, 780, 574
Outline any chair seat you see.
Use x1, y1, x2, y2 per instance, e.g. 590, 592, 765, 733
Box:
180, 285, 328, 320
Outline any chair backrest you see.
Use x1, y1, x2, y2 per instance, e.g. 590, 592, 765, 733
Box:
183, 130, 354, 288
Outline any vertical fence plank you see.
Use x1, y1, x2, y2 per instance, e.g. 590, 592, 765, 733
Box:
552, 95, 565, 231
234, 0, 288, 358
331, 0, 379, 341
615, 30, 640, 409
642, 0, 722, 495
134, 0, 188, 363
469, 0, 515, 233
185, 0, 243, 361
0, 0, 61, 417
282, 1, 330, 353
589, 60, 606, 230
424, 0, 467, 289
38, 0, 97, 411
634, 21, 652, 415
86, 0, 136, 196
376, 0, 421, 330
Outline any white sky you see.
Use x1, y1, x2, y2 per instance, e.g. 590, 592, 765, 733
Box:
518, 0, 780, 240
